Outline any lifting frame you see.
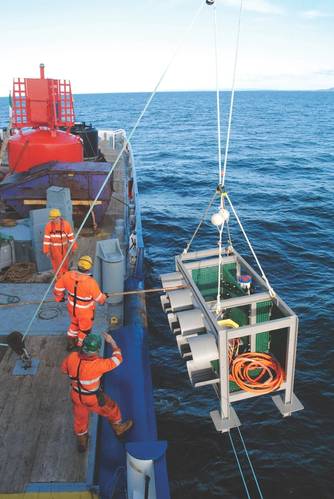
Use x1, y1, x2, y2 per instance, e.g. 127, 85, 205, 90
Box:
161, 247, 303, 433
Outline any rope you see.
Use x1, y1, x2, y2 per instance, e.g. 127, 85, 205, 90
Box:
0, 285, 188, 309
183, 190, 217, 253
221, 0, 243, 191
211, 2, 224, 313
226, 219, 233, 247
228, 431, 252, 499
38, 304, 61, 320
8, 0, 205, 344
225, 193, 275, 297
212, 4, 222, 186
0, 218, 17, 227
0, 292, 20, 304
0, 262, 36, 282
216, 222, 225, 314
237, 427, 265, 499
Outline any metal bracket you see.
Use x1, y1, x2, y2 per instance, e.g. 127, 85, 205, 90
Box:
13, 358, 40, 376
272, 393, 304, 417
210, 407, 241, 433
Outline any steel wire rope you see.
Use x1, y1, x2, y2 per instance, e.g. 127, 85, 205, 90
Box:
216, 0, 243, 313
183, 190, 217, 254
210, 3, 263, 498
226, 193, 275, 297
226, 219, 233, 247
183, 1, 243, 254
221, 0, 243, 192
212, 2, 225, 315
236, 427, 265, 499
228, 431, 252, 499
213, 3, 222, 187
0, 1, 206, 348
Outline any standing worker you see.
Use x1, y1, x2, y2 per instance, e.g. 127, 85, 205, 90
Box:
43, 208, 78, 276
61, 332, 133, 452
54, 255, 106, 351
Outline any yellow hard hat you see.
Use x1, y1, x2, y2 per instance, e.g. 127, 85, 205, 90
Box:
49, 208, 61, 219
78, 255, 93, 271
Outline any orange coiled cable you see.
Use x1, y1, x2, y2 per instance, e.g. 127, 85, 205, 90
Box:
231, 352, 284, 394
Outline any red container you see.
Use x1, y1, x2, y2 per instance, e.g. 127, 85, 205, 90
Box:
8, 129, 83, 173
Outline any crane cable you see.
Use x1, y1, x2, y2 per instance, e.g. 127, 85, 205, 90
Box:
226, 193, 276, 298
183, 189, 217, 254
228, 430, 252, 499
184, 0, 242, 255
228, 426, 265, 499
213, 1, 224, 314
183, 0, 276, 306
221, 0, 243, 192
0, 0, 206, 348
236, 426, 264, 499
213, 2, 223, 188
210, 3, 265, 498
215, 0, 243, 314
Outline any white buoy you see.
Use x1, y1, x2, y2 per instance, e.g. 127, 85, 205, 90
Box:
211, 208, 229, 227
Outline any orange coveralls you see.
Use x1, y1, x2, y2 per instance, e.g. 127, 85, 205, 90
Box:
61, 348, 123, 436
43, 218, 78, 275
54, 271, 106, 345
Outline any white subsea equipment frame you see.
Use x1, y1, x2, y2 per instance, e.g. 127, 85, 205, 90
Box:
160, 247, 303, 432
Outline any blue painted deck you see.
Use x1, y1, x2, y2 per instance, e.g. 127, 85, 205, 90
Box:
0, 283, 107, 336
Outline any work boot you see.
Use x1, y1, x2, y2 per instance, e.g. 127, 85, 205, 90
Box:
111, 420, 133, 438
66, 337, 78, 352
76, 433, 89, 453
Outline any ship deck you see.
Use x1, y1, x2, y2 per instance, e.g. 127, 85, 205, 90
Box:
0, 140, 129, 494
0, 336, 88, 492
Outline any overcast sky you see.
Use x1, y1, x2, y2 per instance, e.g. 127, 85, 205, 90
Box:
0, 0, 333, 95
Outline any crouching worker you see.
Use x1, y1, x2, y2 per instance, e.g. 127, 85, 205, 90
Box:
61, 332, 133, 453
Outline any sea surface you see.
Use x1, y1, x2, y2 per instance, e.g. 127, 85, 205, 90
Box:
1, 91, 333, 499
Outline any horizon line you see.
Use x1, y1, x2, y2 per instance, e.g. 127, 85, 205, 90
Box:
0, 88, 333, 98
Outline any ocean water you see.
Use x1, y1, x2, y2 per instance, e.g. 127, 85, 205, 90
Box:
1, 91, 333, 498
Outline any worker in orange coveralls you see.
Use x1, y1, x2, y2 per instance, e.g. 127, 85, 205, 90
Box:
43, 208, 77, 276
61, 332, 133, 452
54, 255, 106, 351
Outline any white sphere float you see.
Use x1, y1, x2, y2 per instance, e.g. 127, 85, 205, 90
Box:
211, 208, 230, 227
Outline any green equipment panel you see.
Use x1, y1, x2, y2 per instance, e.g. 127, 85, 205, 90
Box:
192, 263, 272, 392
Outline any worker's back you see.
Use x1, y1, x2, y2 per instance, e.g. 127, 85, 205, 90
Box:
54, 260, 106, 349
55, 270, 105, 310
64, 350, 123, 392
